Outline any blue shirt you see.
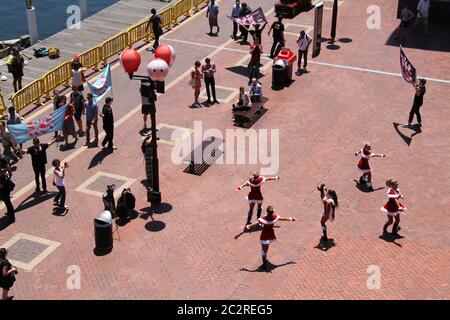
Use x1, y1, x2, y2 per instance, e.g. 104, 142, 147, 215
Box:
232, 3, 241, 17
249, 83, 262, 97
85, 100, 98, 122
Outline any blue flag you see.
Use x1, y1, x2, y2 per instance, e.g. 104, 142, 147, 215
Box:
7, 104, 68, 144
87, 64, 112, 103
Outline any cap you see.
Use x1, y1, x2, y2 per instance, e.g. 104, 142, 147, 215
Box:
73, 55, 80, 61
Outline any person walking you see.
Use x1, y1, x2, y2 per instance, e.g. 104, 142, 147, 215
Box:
237, 172, 280, 226
70, 87, 85, 136
62, 96, 78, 147
239, 2, 252, 44
140, 83, 156, 131
0, 121, 19, 165
189, 61, 203, 108
244, 206, 296, 270
231, 0, 242, 40
146, 8, 163, 52
408, 78, 426, 127
99, 97, 116, 150
206, 0, 220, 36
85, 93, 99, 146
6, 48, 24, 93
268, 15, 285, 58
71, 56, 86, 92
381, 178, 407, 237
317, 183, 338, 242
247, 39, 262, 82
413, 0, 430, 36
201, 58, 219, 104
20, 137, 56, 193
0, 248, 18, 300
354, 142, 386, 191
296, 30, 312, 73
0, 165, 15, 224
52, 159, 69, 210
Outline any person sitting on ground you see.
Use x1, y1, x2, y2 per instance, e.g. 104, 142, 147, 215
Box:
232, 86, 251, 111
249, 78, 262, 103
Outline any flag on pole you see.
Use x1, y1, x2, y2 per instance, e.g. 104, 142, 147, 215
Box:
7, 105, 68, 144
87, 63, 112, 103
400, 46, 416, 84
228, 7, 267, 25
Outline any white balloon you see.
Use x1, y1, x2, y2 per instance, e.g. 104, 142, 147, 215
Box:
0, 75, 7, 81
147, 58, 169, 81
24, 60, 29, 66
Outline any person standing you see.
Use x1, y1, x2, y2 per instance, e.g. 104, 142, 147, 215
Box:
413, 0, 430, 36
4, 106, 23, 150
85, 93, 99, 146
237, 172, 280, 226
0, 248, 18, 300
296, 30, 312, 73
268, 15, 285, 58
70, 87, 85, 136
53, 89, 62, 140
201, 58, 219, 104
52, 159, 69, 210
20, 137, 56, 193
231, 0, 242, 40
0, 121, 19, 165
6, 48, 24, 93
394, 5, 415, 41
206, 0, 220, 36
408, 78, 426, 127
317, 183, 338, 242
244, 206, 296, 270
247, 39, 262, 82
381, 179, 407, 237
354, 142, 386, 190
99, 97, 116, 150
239, 3, 252, 44
71, 56, 86, 92
62, 96, 78, 146
146, 8, 163, 52
190, 61, 203, 108
248, 22, 267, 43
0, 165, 15, 224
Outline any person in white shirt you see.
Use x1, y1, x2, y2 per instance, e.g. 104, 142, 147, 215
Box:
201, 58, 219, 104
52, 159, 69, 210
206, 0, 220, 36
248, 78, 262, 103
296, 30, 312, 73
413, 0, 430, 36
395, 5, 415, 41
232, 86, 251, 111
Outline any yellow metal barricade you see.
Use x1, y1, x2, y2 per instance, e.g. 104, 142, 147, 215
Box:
159, 7, 173, 30
0, 92, 6, 115
11, 78, 44, 112
127, 20, 152, 47
100, 32, 128, 65
42, 61, 72, 98
172, 0, 192, 26
80, 46, 101, 70
193, 0, 208, 12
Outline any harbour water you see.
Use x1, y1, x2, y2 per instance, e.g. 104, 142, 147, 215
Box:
0, 0, 119, 41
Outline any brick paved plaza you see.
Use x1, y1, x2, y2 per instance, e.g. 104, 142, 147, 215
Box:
0, 0, 449, 299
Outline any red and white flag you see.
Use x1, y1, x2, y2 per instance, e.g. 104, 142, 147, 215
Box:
400, 46, 416, 84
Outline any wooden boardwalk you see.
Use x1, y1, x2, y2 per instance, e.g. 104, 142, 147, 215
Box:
0, 0, 173, 107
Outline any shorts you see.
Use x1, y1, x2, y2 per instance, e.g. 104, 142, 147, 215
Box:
74, 108, 83, 121
141, 104, 152, 115
209, 17, 218, 27
63, 121, 75, 134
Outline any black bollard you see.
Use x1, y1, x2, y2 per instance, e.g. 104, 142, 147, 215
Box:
331, 0, 338, 42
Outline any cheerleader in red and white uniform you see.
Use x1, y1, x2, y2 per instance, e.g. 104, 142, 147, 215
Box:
354, 142, 386, 190
380, 178, 407, 236
244, 206, 296, 270
317, 183, 338, 242
237, 172, 280, 225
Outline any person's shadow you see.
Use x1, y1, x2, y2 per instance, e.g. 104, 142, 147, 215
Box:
240, 260, 296, 273
14, 192, 57, 213
88, 148, 113, 169
314, 238, 336, 251
379, 232, 403, 247
352, 180, 384, 193
393, 122, 422, 146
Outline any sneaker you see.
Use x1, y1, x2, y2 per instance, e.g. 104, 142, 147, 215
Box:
143, 123, 148, 130
214, 100, 220, 104
35, 188, 41, 193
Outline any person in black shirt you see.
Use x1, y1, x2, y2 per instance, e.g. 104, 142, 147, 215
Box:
245, 22, 267, 43
0, 248, 17, 300
408, 78, 426, 127
100, 97, 116, 150
0, 167, 15, 224
268, 15, 285, 58
146, 8, 162, 52
20, 137, 56, 193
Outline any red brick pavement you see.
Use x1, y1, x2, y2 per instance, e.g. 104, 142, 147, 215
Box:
0, 0, 449, 299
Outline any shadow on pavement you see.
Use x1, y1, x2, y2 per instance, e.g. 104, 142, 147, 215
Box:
0, 216, 12, 231
393, 122, 422, 146
88, 148, 113, 169
145, 219, 166, 232
240, 260, 296, 273
379, 232, 403, 247
15, 192, 57, 214
314, 238, 336, 251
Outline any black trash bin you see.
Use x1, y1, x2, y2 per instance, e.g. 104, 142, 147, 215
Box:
272, 59, 285, 90
94, 210, 113, 252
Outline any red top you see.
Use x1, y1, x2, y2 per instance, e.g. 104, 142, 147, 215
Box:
259, 214, 279, 241
250, 45, 262, 63
247, 176, 265, 200
357, 149, 373, 170
64, 103, 75, 122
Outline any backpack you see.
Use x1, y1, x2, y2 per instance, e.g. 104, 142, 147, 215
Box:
0, 171, 15, 193
48, 47, 60, 59
123, 188, 136, 210
33, 47, 49, 58
102, 184, 116, 216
